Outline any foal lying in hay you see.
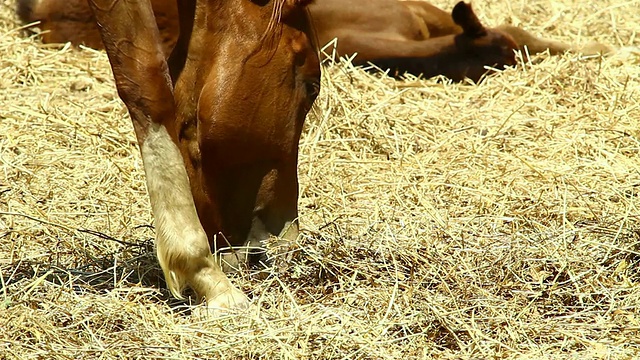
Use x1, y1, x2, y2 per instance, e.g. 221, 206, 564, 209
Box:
17, 0, 612, 81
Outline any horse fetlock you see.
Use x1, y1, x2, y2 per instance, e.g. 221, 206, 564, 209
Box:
158, 230, 249, 311
156, 226, 215, 298
190, 259, 250, 311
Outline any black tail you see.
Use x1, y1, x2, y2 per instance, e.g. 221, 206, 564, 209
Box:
16, 0, 38, 24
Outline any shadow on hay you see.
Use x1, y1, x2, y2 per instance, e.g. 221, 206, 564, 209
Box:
0, 226, 204, 312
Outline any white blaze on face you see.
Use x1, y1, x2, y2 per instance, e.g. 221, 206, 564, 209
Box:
140, 123, 248, 310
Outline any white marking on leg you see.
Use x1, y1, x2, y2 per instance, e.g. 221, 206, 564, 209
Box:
140, 123, 248, 310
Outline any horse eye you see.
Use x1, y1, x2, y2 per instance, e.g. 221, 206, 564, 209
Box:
305, 80, 320, 100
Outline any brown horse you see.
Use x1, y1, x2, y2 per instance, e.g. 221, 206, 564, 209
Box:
396, 1, 606, 56
81, 0, 320, 312
12, 0, 597, 312
311, 0, 518, 81
17, 0, 178, 52
311, 0, 609, 79
15, 0, 599, 82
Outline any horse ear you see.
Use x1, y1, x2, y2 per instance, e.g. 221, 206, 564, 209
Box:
451, 2, 487, 38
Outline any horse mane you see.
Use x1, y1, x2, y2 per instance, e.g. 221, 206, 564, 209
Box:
247, 0, 317, 65
264, 0, 285, 45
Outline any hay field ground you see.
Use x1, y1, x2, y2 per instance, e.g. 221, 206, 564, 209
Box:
1, 0, 640, 358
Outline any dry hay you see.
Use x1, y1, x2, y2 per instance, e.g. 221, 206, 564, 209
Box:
1, 0, 640, 358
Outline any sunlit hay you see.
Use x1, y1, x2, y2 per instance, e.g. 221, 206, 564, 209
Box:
1, 0, 639, 358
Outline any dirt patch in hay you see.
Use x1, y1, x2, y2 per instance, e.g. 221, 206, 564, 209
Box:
1, 0, 640, 358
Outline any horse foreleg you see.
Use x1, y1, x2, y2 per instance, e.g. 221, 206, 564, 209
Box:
88, 0, 248, 312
